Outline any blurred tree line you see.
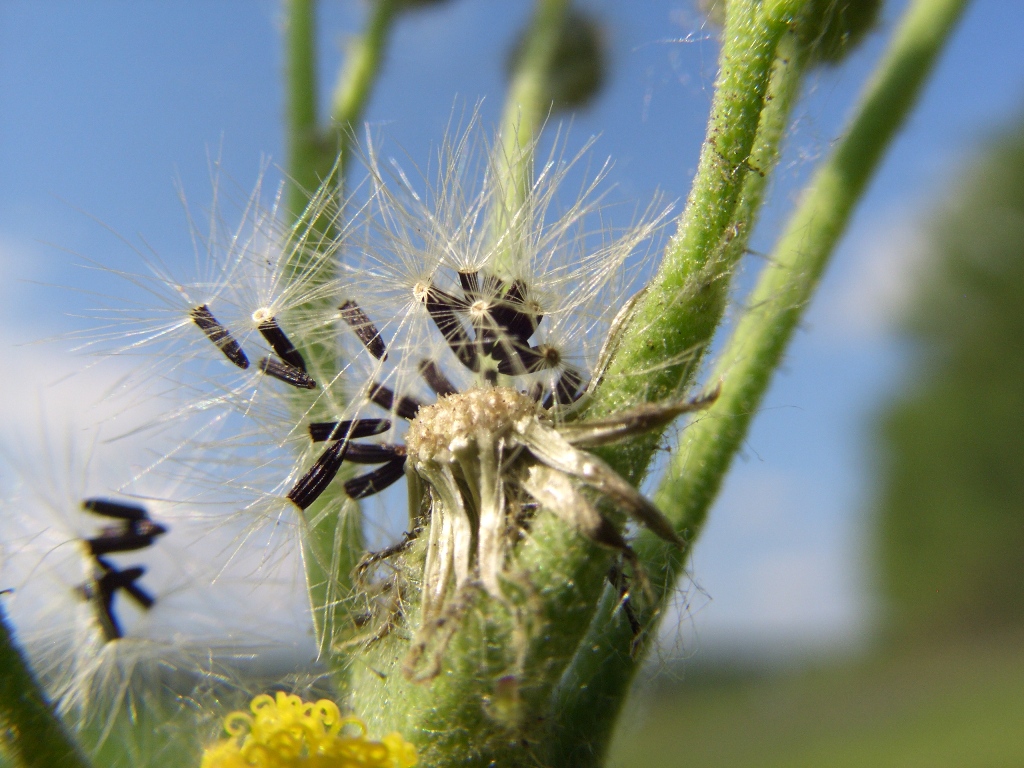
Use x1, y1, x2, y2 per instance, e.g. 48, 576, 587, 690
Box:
876, 118, 1024, 643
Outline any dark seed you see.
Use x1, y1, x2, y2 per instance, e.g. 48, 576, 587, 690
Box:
309, 418, 392, 443
491, 280, 540, 343
418, 359, 458, 397
344, 443, 406, 464
257, 316, 307, 371
340, 300, 388, 360
542, 366, 587, 408
424, 284, 478, 371
89, 557, 156, 641
82, 498, 148, 522
86, 525, 166, 556
367, 382, 423, 421
287, 440, 350, 510
190, 305, 249, 369
259, 357, 317, 390
344, 458, 407, 499
458, 270, 480, 298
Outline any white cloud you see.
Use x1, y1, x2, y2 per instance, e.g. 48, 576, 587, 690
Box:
657, 466, 869, 663
819, 213, 931, 340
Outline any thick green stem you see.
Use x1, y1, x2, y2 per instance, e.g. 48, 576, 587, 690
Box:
540, 25, 808, 768
585, 0, 799, 446
660, 0, 970, 547
0, 605, 93, 768
487, 18, 805, 725
347, 3, 800, 765
496, 0, 800, 758
545, 0, 970, 763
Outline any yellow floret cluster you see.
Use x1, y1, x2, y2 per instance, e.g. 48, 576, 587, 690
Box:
200, 692, 417, 768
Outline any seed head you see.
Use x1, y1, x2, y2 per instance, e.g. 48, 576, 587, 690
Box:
405, 387, 538, 462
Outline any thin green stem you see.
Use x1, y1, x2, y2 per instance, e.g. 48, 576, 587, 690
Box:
331, 0, 400, 184
545, 0, 970, 762
287, 0, 398, 232
285, 0, 326, 223
498, 0, 570, 152
281, 0, 397, 680
0, 604, 92, 768
492, 0, 571, 276
282, 0, 357, 672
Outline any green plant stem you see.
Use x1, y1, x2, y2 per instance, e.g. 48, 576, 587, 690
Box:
660, 0, 970, 556
541, 30, 809, 768
499, 0, 570, 153
585, 0, 799, 445
347, 2, 802, 764
492, 0, 571, 276
282, 0, 397, 678
285, 0, 399, 239
509, 12, 803, 728
285, 0, 326, 224
545, 0, 971, 763
285, 0, 398, 214
521, 18, 802, 709
497, 0, 801, 758
283, 0, 358, 671
0, 604, 93, 768
281, 0, 343, 389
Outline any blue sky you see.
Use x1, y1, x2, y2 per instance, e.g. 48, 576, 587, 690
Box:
1, 1, 1022, 663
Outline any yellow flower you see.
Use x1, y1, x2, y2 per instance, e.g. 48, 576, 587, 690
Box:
200, 692, 417, 768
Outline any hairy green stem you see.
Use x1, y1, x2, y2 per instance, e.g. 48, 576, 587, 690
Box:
545, 0, 971, 763
541, 30, 809, 768
347, 2, 801, 764
0, 605, 93, 768
660, 0, 970, 552
492, 0, 802, 759
282, 0, 396, 676
585, 0, 800, 444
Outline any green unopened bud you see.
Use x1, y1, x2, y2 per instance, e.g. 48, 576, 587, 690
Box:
399, 0, 451, 9
701, 0, 879, 68
796, 0, 882, 66
507, 8, 606, 113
